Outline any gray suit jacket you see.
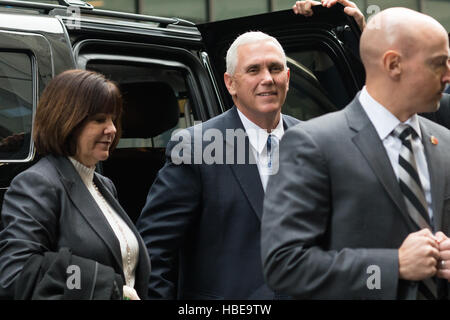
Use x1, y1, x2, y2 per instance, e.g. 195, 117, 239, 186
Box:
0, 155, 151, 299
262, 95, 450, 299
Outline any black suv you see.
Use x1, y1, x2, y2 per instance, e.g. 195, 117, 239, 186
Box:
0, 0, 365, 223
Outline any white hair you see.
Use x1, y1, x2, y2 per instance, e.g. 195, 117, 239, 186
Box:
225, 31, 287, 75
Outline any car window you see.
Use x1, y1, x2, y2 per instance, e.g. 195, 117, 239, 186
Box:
86, 60, 201, 222
87, 61, 200, 148
0, 52, 33, 161
283, 48, 349, 120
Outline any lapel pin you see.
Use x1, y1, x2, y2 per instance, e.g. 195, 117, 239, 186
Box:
431, 136, 438, 145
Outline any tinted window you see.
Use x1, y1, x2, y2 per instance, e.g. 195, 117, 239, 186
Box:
283, 48, 350, 120
87, 61, 199, 149
86, 60, 201, 222
0, 52, 33, 161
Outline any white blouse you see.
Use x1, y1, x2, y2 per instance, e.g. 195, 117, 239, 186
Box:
69, 157, 139, 289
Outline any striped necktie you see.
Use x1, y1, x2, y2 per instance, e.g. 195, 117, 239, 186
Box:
394, 125, 432, 228
393, 124, 437, 299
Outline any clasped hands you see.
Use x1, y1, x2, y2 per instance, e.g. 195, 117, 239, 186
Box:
398, 228, 450, 281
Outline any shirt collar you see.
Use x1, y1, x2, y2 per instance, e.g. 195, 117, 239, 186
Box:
359, 86, 422, 140
69, 156, 95, 186
236, 108, 284, 154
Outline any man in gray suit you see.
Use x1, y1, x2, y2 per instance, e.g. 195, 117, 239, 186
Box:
262, 8, 450, 299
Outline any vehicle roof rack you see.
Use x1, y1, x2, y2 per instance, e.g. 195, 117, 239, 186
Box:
0, 0, 196, 28
57, 0, 93, 9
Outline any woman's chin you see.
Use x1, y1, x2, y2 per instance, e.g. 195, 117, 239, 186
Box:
99, 152, 110, 162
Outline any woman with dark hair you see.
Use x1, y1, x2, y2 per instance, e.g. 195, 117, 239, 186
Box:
0, 69, 150, 300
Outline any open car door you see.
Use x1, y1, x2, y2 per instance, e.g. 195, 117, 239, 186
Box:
197, 4, 365, 121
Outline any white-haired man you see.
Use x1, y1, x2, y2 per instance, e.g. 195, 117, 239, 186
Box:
137, 31, 299, 299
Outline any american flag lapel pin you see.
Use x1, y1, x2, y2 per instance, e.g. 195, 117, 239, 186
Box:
431, 136, 438, 145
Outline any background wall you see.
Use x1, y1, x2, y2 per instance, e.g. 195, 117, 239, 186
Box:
86, 0, 450, 30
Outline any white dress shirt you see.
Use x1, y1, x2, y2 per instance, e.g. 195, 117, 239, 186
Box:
69, 157, 139, 288
359, 86, 433, 221
236, 108, 284, 191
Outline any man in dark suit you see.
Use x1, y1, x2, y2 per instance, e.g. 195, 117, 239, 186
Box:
262, 8, 450, 299
136, 31, 299, 299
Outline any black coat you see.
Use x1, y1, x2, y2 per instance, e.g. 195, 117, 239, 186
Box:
15, 247, 123, 299
0, 155, 151, 299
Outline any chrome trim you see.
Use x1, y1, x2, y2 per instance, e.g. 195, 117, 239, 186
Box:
0, 0, 195, 27
200, 51, 225, 113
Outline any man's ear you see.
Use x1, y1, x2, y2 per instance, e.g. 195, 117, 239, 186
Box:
224, 72, 236, 96
286, 67, 290, 91
383, 50, 402, 79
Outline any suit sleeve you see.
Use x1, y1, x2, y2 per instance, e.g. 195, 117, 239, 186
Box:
261, 125, 398, 299
15, 248, 124, 300
0, 169, 60, 299
136, 137, 201, 299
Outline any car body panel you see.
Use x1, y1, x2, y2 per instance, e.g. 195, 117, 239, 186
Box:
197, 5, 364, 110
0, 1, 364, 222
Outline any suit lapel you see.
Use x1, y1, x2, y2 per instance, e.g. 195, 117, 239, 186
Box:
346, 98, 417, 232
94, 174, 135, 230
223, 107, 265, 220
229, 142, 265, 220
419, 120, 444, 231
222, 108, 299, 221
94, 174, 151, 294
48, 156, 123, 271
282, 114, 300, 130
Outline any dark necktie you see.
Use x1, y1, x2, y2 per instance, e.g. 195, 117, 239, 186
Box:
393, 124, 437, 299
267, 134, 273, 170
